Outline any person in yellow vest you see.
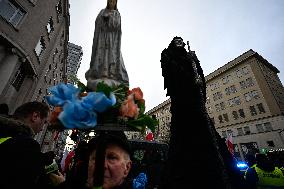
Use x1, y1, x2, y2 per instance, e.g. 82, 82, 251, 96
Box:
0, 101, 50, 189
244, 153, 284, 189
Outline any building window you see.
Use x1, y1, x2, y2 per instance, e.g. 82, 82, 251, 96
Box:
242, 66, 249, 75
227, 129, 233, 137
46, 17, 54, 36
232, 111, 239, 120
257, 103, 266, 114
218, 115, 223, 123
223, 113, 229, 122
11, 64, 25, 91
221, 131, 227, 138
263, 122, 273, 132
244, 90, 260, 102
267, 141, 275, 147
249, 106, 257, 116
228, 96, 241, 107
222, 75, 231, 85
225, 85, 237, 95
244, 126, 251, 135
237, 128, 244, 136
35, 36, 46, 57
56, 0, 62, 22
256, 124, 264, 133
0, 0, 26, 27
239, 109, 245, 118
213, 91, 223, 101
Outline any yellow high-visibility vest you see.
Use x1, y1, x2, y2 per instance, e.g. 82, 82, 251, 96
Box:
0, 137, 12, 144
254, 165, 284, 189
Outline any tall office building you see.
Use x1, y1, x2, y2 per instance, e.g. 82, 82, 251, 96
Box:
67, 42, 83, 82
0, 0, 70, 152
147, 49, 284, 160
205, 49, 284, 160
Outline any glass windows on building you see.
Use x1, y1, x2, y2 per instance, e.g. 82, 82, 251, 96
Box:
267, 140, 275, 147
222, 75, 231, 85
227, 129, 233, 137
228, 96, 241, 107
237, 128, 244, 136
35, 36, 46, 58
0, 0, 26, 27
11, 63, 25, 91
249, 105, 257, 116
221, 131, 227, 138
47, 17, 54, 37
263, 122, 272, 132
244, 90, 260, 102
256, 124, 264, 133
232, 111, 239, 120
257, 103, 265, 114
213, 91, 223, 101
215, 102, 225, 112
243, 126, 251, 135
210, 81, 220, 91
225, 85, 237, 95
223, 113, 229, 122
56, 0, 62, 22
238, 109, 245, 118
240, 77, 254, 89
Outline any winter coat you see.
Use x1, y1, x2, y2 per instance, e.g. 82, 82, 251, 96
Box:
0, 115, 45, 189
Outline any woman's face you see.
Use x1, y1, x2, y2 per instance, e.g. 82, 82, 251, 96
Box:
108, 0, 117, 10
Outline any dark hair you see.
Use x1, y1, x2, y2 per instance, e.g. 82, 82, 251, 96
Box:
106, 0, 117, 10
13, 101, 49, 119
0, 103, 9, 115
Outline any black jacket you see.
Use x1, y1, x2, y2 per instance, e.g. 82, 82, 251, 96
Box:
0, 115, 45, 189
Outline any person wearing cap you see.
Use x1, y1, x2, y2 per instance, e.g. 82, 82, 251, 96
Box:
50, 131, 133, 189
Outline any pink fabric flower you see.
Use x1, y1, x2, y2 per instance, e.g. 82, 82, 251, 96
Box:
119, 95, 139, 119
128, 87, 143, 101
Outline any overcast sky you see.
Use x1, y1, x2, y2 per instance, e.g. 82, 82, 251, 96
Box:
69, 0, 284, 111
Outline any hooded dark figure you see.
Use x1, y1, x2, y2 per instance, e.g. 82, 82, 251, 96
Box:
160, 37, 231, 189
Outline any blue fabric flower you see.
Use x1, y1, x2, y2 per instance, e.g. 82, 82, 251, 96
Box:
58, 100, 97, 129
133, 173, 147, 189
81, 92, 116, 113
45, 83, 80, 106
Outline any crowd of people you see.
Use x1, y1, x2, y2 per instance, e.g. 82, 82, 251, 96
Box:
0, 98, 284, 189
0, 101, 147, 189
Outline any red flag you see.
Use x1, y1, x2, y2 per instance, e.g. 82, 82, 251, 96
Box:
145, 128, 154, 141
226, 134, 234, 156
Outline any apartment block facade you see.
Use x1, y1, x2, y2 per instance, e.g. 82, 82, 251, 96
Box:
0, 0, 70, 152
147, 49, 284, 160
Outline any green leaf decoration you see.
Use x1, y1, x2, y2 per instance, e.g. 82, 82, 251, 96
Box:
68, 75, 87, 92
126, 114, 158, 132
96, 82, 112, 97
137, 100, 145, 114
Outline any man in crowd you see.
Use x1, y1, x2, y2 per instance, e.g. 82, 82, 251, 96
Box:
50, 131, 133, 189
0, 101, 50, 188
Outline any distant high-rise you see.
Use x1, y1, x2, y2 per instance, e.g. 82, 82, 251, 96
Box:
147, 49, 284, 160
67, 42, 83, 82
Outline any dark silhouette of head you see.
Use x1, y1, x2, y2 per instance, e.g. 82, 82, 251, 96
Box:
0, 103, 9, 115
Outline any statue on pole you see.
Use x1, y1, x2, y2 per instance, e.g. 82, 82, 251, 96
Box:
160, 37, 231, 188
85, 0, 129, 90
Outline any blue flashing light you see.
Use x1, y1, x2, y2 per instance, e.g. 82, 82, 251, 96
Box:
236, 162, 248, 169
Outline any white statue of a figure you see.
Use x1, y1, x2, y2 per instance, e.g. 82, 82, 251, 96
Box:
85, 0, 129, 90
